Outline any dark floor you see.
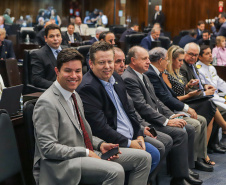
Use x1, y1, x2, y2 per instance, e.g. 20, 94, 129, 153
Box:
157, 130, 226, 185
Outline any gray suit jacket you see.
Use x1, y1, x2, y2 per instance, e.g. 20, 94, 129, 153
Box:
33, 83, 103, 185
121, 66, 173, 126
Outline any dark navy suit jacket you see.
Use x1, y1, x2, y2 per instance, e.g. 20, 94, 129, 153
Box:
140, 35, 152, 50
76, 70, 143, 147
88, 37, 98, 45
0, 39, 16, 59
119, 28, 137, 42
145, 65, 184, 112
178, 35, 197, 48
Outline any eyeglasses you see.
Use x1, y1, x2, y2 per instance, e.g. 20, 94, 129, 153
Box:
187, 52, 199, 58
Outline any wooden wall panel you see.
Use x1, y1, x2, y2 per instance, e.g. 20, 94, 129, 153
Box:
162, 0, 225, 38
126, 0, 148, 30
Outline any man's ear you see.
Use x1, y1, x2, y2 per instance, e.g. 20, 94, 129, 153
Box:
54, 67, 59, 76
89, 59, 94, 69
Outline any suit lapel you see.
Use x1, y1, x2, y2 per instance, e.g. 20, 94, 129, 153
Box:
52, 85, 83, 135
45, 45, 57, 67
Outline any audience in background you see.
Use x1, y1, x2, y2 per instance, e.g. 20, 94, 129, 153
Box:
211, 12, 226, 37
196, 21, 205, 40
197, 30, 211, 46
140, 28, 161, 50
3, 8, 13, 24
0, 28, 15, 59
0, 16, 11, 35
212, 36, 226, 66
119, 23, 139, 42
74, 17, 89, 35
89, 26, 105, 44
62, 23, 82, 45
152, 5, 165, 28
96, 10, 108, 27
31, 24, 65, 89
178, 29, 197, 48
50, 9, 61, 26
36, 21, 52, 46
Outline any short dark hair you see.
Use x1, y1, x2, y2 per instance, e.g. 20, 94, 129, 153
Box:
220, 12, 226, 19
99, 31, 113, 41
189, 29, 197, 37
89, 41, 114, 62
57, 48, 84, 70
199, 45, 210, 57
45, 24, 61, 37
202, 29, 210, 34
67, 23, 75, 28
197, 20, 205, 26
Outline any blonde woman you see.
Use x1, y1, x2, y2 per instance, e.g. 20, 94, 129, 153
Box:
212, 36, 226, 66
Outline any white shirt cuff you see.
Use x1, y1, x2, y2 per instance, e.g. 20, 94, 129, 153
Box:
86, 149, 89, 156
203, 92, 206, 96
183, 104, 189, 112
127, 139, 132, 147
163, 119, 169, 126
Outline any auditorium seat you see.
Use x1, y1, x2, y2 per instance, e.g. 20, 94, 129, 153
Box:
0, 110, 26, 185
20, 30, 37, 44
76, 45, 91, 74
23, 99, 37, 185
23, 50, 45, 94
159, 36, 171, 49
124, 33, 146, 54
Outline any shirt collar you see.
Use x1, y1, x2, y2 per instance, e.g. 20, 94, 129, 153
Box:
132, 68, 143, 82
150, 35, 156, 41
48, 44, 62, 53
54, 80, 75, 101
150, 64, 161, 76
99, 75, 115, 87
197, 60, 209, 68
67, 31, 73, 36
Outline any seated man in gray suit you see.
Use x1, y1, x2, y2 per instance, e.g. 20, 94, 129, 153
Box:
122, 46, 202, 185
33, 48, 152, 185
31, 24, 66, 89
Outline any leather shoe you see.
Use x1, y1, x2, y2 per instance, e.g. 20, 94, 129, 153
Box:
189, 169, 199, 179
170, 177, 191, 185
185, 175, 203, 185
195, 161, 213, 172
209, 144, 226, 154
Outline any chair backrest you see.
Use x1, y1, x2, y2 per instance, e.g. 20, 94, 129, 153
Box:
112, 26, 127, 34
124, 33, 146, 54
159, 36, 171, 50
0, 110, 25, 184
20, 30, 36, 43
0, 59, 22, 87
76, 45, 91, 59
23, 99, 37, 173
23, 49, 38, 86
179, 30, 190, 37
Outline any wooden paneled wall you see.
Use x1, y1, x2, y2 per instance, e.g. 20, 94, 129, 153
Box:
1, 0, 226, 38
162, 0, 226, 37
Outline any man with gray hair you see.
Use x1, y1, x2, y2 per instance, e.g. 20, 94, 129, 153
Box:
122, 46, 200, 185
140, 28, 160, 50
145, 47, 211, 173
0, 16, 11, 35
0, 28, 15, 59
181, 42, 226, 154
89, 26, 105, 44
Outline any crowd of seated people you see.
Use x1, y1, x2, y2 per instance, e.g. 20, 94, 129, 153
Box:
2, 7, 226, 185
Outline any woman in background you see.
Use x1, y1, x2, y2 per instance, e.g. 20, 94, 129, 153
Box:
212, 36, 226, 66
50, 9, 61, 26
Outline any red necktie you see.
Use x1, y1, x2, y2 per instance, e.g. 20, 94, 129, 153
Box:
71, 93, 94, 151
